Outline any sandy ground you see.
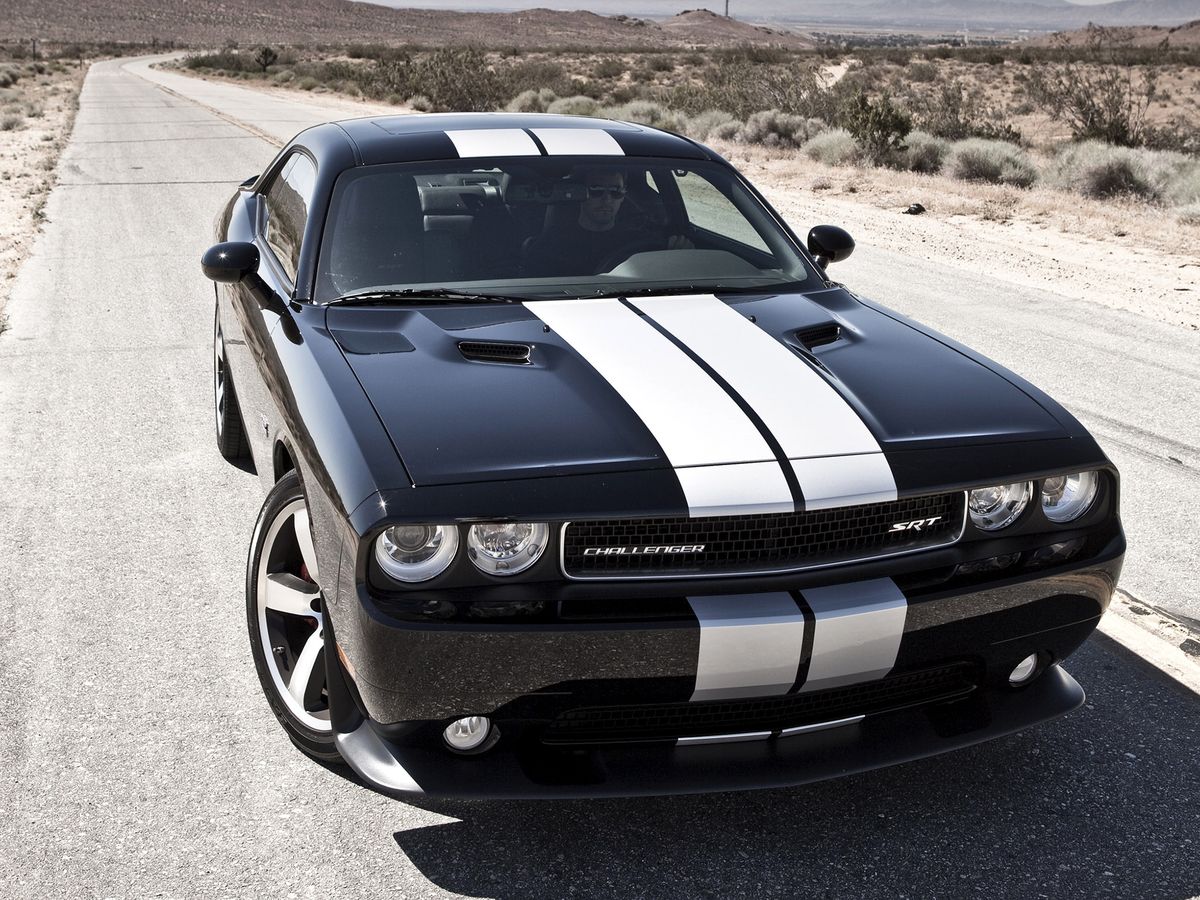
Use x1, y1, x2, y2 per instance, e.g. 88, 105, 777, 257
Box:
715, 142, 1200, 330
0, 60, 85, 330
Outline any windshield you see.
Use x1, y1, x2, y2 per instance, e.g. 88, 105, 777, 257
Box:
315, 156, 822, 303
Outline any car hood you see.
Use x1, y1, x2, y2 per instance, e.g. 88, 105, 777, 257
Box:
327, 289, 1074, 489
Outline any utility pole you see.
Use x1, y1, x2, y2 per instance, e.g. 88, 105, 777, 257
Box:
725, 0, 730, 18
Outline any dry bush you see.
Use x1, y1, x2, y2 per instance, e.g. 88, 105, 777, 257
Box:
734, 110, 825, 148
1047, 142, 1157, 199
546, 95, 600, 116
685, 109, 739, 141
408, 95, 433, 111
899, 130, 950, 174
1048, 142, 1200, 205
506, 88, 557, 113
1022, 26, 1159, 147
709, 119, 743, 141
1177, 204, 1200, 226
601, 100, 688, 132
593, 58, 625, 80
841, 91, 911, 165
802, 129, 860, 166
946, 139, 1037, 188
1, 113, 22, 131
906, 61, 937, 83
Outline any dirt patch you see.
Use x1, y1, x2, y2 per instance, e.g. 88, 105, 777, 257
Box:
0, 58, 86, 331
713, 140, 1200, 329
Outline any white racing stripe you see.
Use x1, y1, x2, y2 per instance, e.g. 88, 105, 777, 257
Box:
631, 294, 896, 509
529, 298, 792, 515
532, 128, 624, 156
445, 128, 540, 157
799, 579, 907, 693
688, 593, 807, 701
791, 454, 898, 510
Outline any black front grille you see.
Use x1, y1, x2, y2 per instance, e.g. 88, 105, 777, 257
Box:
543, 664, 978, 745
562, 492, 964, 579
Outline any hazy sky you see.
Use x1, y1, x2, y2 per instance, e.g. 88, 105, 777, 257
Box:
364, 0, 1124, 8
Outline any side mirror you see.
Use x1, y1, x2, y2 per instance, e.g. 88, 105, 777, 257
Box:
202, 241, 260, 283
807, 225, 855, 269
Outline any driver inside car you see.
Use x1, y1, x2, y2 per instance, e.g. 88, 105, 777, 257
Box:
523, 168, 690, 277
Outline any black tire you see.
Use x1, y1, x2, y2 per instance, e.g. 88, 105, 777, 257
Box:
214, 304, 251, 462
246, 471, 342, 762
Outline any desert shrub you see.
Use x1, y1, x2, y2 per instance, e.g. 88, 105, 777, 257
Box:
841, 91, 911, 165
1, 114, 22, 131
802, 128, 860, 166
946, 139, 1037, 187
685, 109, 739, 141
412, 46, 504, 111
602, 100, 687, 132
709, 119, 743, 141
408, 94, 433, 111
906, 61, 937, 82
24, 101, 43, 118
0, 66, 21, 87
546, 95, 600, 116
1047, 141, 1157, 199
506, 88, 557, 113
594, 57, 625, 80
647, 55, 674, 73
272, 69, 295, 83
333, 79, 362, 97
681, 52, 705, 67
911, 80, 1020, 142
183, 51, 257, 73
667, 58, 833, 121
1021, 26, 1158, 146
295, 75, 319, 91
899, 130, 949, 173
736, 110, 825, 148
253, 46, 278, 73
500, 60, 571, 98
1177, 204, 1200, 226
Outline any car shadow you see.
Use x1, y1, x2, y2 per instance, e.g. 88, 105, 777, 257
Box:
376, 638, 1199, 899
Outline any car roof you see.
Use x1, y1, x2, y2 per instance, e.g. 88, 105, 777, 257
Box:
323, 112, 712, 166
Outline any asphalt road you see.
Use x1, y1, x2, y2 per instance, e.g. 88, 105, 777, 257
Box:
0, 58, 1197, 899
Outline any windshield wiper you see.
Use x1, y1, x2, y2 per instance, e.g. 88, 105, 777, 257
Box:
327, 288, 520, 306
585, 282, 808, 300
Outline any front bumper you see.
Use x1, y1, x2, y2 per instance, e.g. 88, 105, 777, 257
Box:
335, 666, 1085, 799
328, 531, 1123, 799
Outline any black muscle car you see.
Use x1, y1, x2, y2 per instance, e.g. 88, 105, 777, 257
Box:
203, 113, 1124, 799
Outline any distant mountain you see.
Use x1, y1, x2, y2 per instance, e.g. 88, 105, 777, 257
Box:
362, 0, 1200, 32
0, 0, 812, 46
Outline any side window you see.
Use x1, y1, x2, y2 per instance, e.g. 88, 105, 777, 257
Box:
264, 153, 316, 285
675, 172, 770, 253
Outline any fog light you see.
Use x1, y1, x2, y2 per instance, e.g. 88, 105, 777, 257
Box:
1009, 653, 1040, 686
443, 716, 491, 752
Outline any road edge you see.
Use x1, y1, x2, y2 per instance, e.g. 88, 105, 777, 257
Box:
1097, 591, 1200, 697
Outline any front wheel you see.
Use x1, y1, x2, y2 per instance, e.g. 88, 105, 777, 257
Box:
246, 471, 341, 762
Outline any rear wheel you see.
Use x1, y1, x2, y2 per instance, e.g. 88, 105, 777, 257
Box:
246, 471, 341, 762
214, 305, 251, 461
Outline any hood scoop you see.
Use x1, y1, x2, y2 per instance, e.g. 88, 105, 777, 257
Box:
794, 322, 842, 350
458, 340, 532, 365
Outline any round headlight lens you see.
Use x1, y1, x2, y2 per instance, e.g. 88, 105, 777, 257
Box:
1041, 471, 1099, 523
375, 524, 459, 583
968, 482, 1032, 531
467, 522, 549, 576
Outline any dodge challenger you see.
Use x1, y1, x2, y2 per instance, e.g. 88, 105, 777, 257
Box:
202, 113, 1124, 798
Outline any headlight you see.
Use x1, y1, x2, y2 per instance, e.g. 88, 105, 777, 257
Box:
467, 522, 549, 576
375, 524, 459, 583
968, 482, 1032, 531
1041, 471, 1099, 523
